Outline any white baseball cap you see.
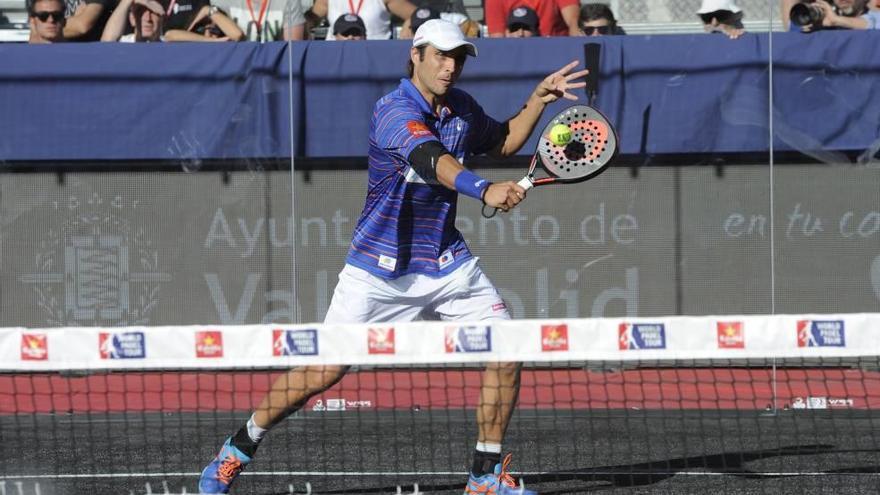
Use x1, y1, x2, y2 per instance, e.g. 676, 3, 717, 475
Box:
412, 19, 477, 57
696, 0, 741, 14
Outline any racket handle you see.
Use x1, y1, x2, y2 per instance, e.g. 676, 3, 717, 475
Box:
517, 176, 534, 191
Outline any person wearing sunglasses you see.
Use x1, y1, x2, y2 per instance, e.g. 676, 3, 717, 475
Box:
578, 3, 623, 36
696, 0, 745, 39
28, 0, 66, 43
505, 5, 538, 37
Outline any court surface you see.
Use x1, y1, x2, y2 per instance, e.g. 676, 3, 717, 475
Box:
2, 409, 879, 494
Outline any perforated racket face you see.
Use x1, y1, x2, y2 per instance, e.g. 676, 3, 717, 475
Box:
537, 105, 617, 180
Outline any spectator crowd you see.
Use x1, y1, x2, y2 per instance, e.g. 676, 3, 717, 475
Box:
24, 0, 880, 44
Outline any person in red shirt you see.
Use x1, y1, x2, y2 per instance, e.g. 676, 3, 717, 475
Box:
484, 0, 580, 37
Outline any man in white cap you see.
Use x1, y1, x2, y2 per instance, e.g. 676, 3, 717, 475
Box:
696, 0, 745, 39
198, 18, 588, 495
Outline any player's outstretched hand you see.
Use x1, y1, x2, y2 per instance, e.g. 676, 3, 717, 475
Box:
534, 60, 590, 104
483, 182, 526, 212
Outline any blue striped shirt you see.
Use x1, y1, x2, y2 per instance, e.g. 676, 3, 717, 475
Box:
345, 78, 503, 279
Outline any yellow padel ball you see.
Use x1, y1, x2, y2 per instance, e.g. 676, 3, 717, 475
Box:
548, 124, 573, 146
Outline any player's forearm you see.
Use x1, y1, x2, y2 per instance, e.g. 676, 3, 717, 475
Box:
435, 153, 466, 191
498, 92, 547, 157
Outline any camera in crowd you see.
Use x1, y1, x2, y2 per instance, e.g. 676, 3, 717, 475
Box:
790, 0, 835, 29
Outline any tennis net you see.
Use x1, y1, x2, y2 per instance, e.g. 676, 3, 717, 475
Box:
2, 313, 879, 494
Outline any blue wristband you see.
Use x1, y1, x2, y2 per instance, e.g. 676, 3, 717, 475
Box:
454, 169, 491, 202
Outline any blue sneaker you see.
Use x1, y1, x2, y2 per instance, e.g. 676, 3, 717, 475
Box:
464, 453, 536, 495
199, 437, 252, 494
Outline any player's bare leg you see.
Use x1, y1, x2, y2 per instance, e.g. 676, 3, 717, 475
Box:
253, 365, 350, 428
199, 365, 348, 494
477, 362, 522, 444
465, 361, 535, 494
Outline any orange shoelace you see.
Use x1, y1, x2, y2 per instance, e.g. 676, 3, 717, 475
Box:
497, 453, 516, 488
217, 456, 243, 484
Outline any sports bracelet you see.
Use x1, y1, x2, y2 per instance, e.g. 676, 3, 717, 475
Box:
454, 170, 491, 202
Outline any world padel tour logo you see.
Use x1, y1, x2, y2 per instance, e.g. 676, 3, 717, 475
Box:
368, 327, 395, 355
797, 320, 845, 347
195, 330, 224, 358
717, 321, 744, 349
618, 323, 666, 350
99, 331, 146, 359
541, 324, 569, 352
273, 329, 319, 356
445, 326, 491, 353
21, 333, 48, 361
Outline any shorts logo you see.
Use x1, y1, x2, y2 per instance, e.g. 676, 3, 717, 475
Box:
21, 333, 48, 361
618, 323, 666, 350
99, 331, 146, 359
195, 330, 224, 358
797, 320, 845, 347
368, 327, 395, 355
716, 322, 744, 349
445, 326, 491, 353
378, 255, 397, 271
406, 121, 432, 138
273, 329, 319, 356
492, 302, 506, 312
541, 324, 568, 352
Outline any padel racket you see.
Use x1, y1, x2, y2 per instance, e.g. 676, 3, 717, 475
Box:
483, 104, 618, 217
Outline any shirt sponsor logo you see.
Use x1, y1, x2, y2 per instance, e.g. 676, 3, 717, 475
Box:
99, 331, 146, 359
438, 251, 454, 269
21, 333, 48, 361
368, 327, 395, 354
195, 330, 224, 358
541, 324, 569, 352
618, 323, 666, 350
797, 320, 845, 347
378, 255, 397, 271
445, 325, 491, 353
273, 329, 319, 356
716, 321, 744, 349
406, 120, 432, 138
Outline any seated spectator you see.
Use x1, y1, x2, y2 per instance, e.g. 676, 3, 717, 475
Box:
793, 0, 880, 31
505, 5, 538, 37
100, 0, 164, 41
484, 0, 579, 37
164, 4, 245, 40
28, 0, 66, 42
210, 0, 306, 41
399, 5, 477, 37
306, 0, 417, 39
63, 0, 117, 40
579, 3, 625, 36
697, 0, 745, 39
332, 12, 365, 38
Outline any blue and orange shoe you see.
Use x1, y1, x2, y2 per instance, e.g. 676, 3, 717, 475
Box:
464, 453, 536, 495
199, 437, 252, 494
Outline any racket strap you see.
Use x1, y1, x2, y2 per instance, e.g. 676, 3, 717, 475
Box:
455, 169, 490, 202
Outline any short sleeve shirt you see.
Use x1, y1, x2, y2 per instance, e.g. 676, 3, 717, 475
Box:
345, 78, 503, 279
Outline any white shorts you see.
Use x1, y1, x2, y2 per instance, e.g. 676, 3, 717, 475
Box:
324, 258, 511, 324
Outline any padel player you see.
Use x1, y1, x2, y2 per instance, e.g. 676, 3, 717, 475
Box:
200, 18, 587, 495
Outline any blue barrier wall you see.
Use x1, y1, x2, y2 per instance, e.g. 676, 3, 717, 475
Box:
2, 30, 879, 161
